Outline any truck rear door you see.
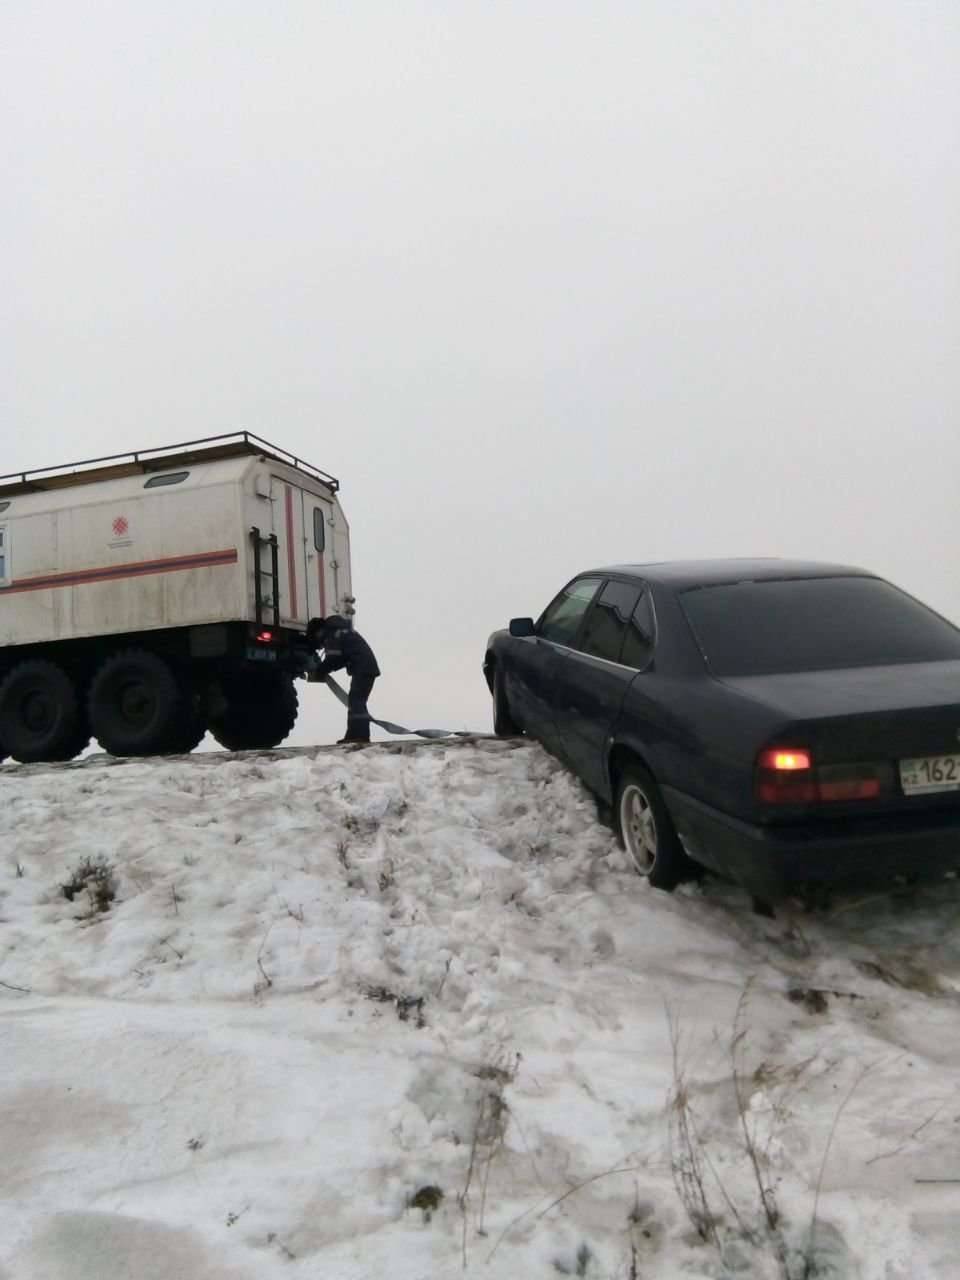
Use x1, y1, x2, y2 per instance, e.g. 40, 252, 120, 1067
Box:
302, 492, 335, 621
270, 476, 337, 626
271, 476, 309, 625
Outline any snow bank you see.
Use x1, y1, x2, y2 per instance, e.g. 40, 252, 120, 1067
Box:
2, 741, 958, 1278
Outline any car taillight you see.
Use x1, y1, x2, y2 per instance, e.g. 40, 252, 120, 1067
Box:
816, 764, 888, 802
761, 749, 812, 772
756, 749, 891, 805
756, 748, 818, 804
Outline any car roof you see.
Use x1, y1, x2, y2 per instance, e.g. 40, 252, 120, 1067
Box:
586, 558, 875, 591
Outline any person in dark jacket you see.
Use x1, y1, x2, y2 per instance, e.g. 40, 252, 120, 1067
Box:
307, 615, 381, 744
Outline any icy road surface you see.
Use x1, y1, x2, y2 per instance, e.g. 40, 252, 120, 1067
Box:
1, 740, 959, 1279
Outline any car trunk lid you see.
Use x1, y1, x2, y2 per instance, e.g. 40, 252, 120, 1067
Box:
722, 661, 960, 814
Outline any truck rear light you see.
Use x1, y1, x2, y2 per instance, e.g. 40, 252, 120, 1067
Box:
756, 749, 891, 805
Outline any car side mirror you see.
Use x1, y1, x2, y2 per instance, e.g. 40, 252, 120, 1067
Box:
509, 617, 536, 638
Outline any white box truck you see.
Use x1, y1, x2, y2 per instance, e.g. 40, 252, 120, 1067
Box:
0, 433, 353, 763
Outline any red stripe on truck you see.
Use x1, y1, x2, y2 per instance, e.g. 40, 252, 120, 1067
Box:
0, 548, 238, 594
284, 485, 299, 620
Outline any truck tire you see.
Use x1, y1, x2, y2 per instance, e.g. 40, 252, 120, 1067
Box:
162, 676, 207, 754
89, 650, 191, 757
165, 716, 208, 755
209, 671, 299, 751
0, 660, 90, 763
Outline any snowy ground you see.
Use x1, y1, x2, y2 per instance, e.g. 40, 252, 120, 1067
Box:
2, 740, 959, 1280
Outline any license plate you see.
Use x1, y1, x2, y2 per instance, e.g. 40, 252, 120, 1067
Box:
899, 754, 960, 795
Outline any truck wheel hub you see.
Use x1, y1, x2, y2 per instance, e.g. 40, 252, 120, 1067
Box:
22, 690, 55, 733
119, 682, 154, 725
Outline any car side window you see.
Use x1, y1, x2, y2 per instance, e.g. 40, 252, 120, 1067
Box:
538, 577, 603, 646
620, 590, 656, 669
579, 580, 642, 662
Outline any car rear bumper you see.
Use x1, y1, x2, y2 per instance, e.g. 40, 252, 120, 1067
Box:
663, 787, 960, 899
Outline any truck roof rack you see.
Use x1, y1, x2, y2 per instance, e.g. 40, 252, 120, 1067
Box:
0, 432, 340, 498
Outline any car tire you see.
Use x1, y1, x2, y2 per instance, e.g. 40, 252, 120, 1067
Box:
209, 671, 299, 751
0, 660, 90, 763
492, 667, 521, 737
89, 650, 189, 757
615, 763, 693, 891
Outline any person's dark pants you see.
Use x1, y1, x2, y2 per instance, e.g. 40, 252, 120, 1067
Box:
344, 673, 377, 742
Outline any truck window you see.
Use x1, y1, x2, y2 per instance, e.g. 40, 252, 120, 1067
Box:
0, 501, 9, 513
0, 527, 8, 583
144, 471, 189, 489
313, 508, 326, 552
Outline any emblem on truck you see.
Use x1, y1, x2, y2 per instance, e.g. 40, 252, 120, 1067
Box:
112, 516, 129, 538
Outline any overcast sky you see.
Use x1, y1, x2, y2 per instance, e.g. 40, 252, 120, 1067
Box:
3, 1, 958, 745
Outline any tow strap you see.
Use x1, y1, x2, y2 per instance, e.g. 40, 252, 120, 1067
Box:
323, 675, 466, 740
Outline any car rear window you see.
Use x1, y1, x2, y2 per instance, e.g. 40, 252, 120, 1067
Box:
680, 576, 960, 676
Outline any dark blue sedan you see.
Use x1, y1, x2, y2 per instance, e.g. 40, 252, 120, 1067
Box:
483, 560, 960, 900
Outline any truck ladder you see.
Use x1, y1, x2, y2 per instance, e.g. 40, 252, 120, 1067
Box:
250, 527, 280, 628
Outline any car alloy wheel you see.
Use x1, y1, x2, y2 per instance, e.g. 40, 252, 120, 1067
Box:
614, 763, 693, 892
620, 782, 658, 875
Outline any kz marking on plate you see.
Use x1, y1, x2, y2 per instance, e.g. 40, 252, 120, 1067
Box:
899, 754, 960, 796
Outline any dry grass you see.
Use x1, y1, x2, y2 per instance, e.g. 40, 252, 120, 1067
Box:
666, 984, 866, 1280
61, 856, 116, 916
